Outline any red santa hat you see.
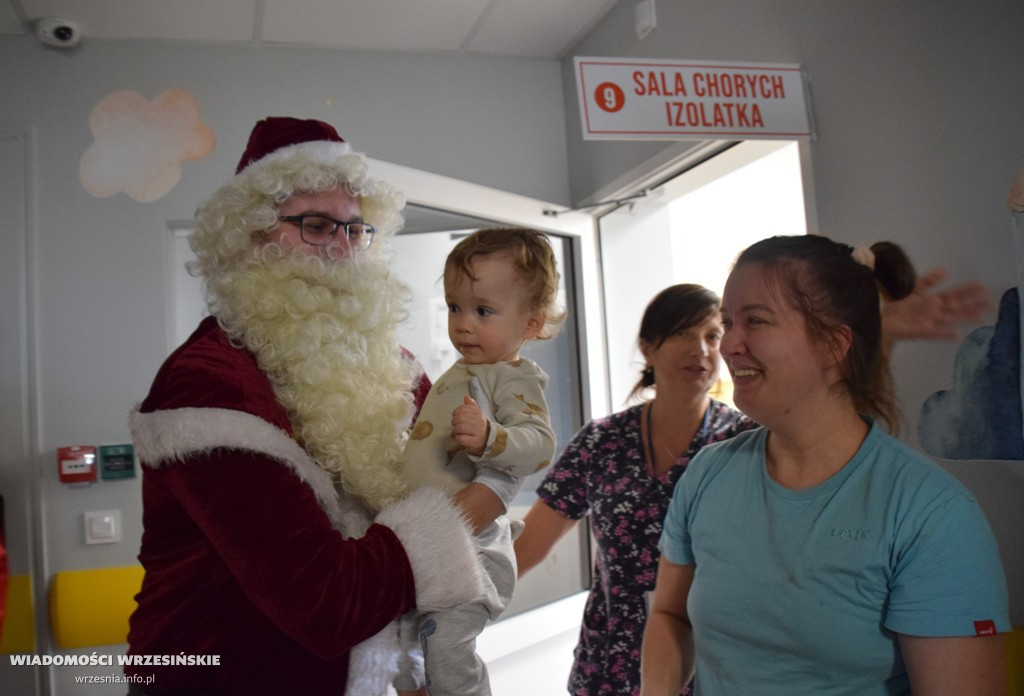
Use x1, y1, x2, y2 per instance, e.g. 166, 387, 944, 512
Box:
191, 116, 404, 246
234, 116, 355, 175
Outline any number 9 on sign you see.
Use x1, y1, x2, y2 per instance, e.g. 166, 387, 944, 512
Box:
594, 82, 625, 113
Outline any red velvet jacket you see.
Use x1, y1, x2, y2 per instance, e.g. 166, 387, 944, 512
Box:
126, 317, 460, 695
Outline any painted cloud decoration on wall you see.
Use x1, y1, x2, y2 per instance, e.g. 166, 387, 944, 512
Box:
79, 89, 215, 203
919, 169, 1024, 461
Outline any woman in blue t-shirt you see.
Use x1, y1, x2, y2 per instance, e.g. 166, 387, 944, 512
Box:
642, 236, 1009, 695
514, 269, 992, 696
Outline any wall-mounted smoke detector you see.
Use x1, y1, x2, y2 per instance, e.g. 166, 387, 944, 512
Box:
35, 17, 82, 48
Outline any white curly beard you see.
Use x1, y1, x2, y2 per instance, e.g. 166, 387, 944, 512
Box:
215, 246, 417, 513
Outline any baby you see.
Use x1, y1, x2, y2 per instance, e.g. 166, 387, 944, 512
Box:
397, 227, 566, 695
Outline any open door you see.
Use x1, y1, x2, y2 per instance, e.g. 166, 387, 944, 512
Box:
598, 140, 807, 410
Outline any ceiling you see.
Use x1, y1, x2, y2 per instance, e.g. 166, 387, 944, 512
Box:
1, 0, 620, 59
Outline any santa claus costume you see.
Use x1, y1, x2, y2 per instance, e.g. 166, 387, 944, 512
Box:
126, 117, 483, 696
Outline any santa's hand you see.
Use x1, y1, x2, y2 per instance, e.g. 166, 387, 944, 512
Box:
452, 395, 489, 456
374, 487, 485, 613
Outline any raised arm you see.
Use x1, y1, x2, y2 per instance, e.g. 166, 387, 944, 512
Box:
883, 267, 992, 343
451, 392, 508, 534
472, 373, 557, 480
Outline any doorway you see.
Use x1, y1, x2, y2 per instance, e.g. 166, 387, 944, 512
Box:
599, 140, 807, 410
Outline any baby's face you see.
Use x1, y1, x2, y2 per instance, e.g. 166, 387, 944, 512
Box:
444, 252, 543, 365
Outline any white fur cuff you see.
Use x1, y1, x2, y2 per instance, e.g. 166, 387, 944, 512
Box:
374, 487, 485, 613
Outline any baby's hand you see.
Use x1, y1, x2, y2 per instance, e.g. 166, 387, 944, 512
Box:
452, 395, 490, 457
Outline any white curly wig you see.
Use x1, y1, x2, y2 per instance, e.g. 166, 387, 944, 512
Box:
189, 139, 405, 314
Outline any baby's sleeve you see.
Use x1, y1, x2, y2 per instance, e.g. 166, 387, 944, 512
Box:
470, 363, 556, 506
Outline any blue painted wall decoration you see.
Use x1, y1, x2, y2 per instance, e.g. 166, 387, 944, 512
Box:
919, 287, 1024, 460
919, 175, 1024, 461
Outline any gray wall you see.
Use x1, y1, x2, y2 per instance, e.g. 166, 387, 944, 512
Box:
565, 0, 1024, 624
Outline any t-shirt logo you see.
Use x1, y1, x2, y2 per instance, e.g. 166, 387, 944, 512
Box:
973, 620, 997, 636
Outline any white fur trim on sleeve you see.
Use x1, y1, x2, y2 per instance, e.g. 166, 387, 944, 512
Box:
373, 487, 486, 614
129, 406, 369, 534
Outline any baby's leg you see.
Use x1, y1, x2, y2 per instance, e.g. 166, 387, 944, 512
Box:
422, 603, 492, 696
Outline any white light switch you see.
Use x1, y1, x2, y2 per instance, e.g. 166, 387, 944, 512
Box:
84, 509, 122, 545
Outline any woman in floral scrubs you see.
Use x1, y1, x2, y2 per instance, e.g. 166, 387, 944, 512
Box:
516, 284, 754, 696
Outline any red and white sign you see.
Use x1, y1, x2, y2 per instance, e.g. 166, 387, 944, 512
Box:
575, 56, 812, 141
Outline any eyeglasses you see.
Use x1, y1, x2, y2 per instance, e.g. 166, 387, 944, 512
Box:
277, 215, 376, 250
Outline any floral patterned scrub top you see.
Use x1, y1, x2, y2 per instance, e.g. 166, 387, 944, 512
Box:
536, 400, 754, 696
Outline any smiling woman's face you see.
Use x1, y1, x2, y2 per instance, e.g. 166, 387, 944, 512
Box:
720, 263, 834, 425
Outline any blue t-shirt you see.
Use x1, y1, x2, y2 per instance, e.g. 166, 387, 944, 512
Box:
660, 421, 1010, 696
